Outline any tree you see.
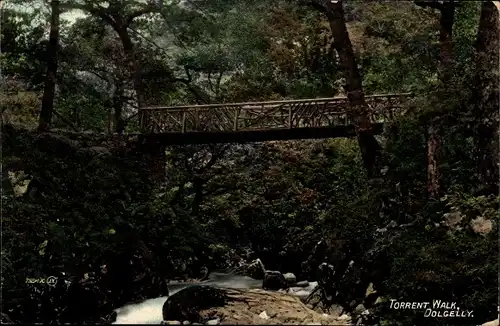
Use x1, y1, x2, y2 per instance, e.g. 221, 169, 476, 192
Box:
414, 0, 457, 198
308, 0, 382, 177
38, 0, 60, 131
59, 0, 164, 130
473, 1, 499, 190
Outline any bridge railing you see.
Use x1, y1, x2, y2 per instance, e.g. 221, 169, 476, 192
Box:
139, 93, 414, 134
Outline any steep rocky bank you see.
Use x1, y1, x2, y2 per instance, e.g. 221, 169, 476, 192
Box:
189, 288, 349, 325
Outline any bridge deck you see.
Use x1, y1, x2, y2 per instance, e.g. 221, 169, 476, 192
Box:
140, 93, 413, 144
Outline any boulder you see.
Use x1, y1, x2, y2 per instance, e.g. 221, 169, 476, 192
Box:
162, 285, 227, 323
200, 288, 349, 325
163, 285, 350, 325
363, 283, 378, 308
231, 259, 266, 280
470, 216, 494, 235
287, 287, 314, 301
296, 280, 309, 288
205, 318, 220, 325
354, 304, 366, 314
283, 273, 297, 285
246, 259, 266, 279
262, 271, 288, 290
355, 308, 379, 326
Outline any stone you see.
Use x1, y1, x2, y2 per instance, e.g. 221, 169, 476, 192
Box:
364, 283, 376, 297
262, 271, 288, 290
183, 321, 191, 325
482, 319, 499, 326
206, 318, 220, 325
246, 259, 266, 279
232, 258, 266, 280
259, 311, 270, 320
374, 296, 387, 305
163, 285, 227, 323
354, 304, 366, 314
199, 288, 349, 325
162, 321, 181, 325
470, 216, 494, 234
442, 211, 463, 229
296, 280, 309, 287
283, 272, 297, 285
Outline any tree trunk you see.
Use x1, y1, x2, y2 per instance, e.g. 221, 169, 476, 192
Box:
473, 1, 500, 190
116, 26, 148, 130
113, 81, 125, 133
415, 0, 456, 199
427, 118, 440, 198
437, 2, 455, 84
38, 0, 60, 132
313, 0, 381, 177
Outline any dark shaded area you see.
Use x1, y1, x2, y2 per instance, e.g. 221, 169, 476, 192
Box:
141, 124, 384, 145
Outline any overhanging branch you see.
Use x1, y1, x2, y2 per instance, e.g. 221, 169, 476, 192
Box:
125, 5, 157, 27
60, 2, 118, 29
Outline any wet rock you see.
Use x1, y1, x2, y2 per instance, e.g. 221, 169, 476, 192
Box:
205, 317, 220, 325
162, 285, 227, 323
296, 280, 309, 287
283, 272, 297, 285
262, 271, 287, 290
230, 258, 266, 280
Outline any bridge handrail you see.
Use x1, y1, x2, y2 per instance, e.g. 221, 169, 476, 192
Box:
141, 93, 414, 111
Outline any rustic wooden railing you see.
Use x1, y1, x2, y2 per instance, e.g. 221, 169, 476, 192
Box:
139, 93, 414, 134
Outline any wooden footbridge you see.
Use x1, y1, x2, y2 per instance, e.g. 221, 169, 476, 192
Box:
138, 93, 414, 144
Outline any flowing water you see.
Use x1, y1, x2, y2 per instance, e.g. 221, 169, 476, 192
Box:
112, 272, 266, 324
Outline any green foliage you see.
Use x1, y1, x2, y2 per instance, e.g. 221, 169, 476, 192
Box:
2, 1, 499, 325
376, 192, 498, 325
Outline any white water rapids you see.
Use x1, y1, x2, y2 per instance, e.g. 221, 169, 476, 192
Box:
112, 272, 318, 324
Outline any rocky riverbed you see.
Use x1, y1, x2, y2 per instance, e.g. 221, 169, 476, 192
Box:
165, 288, 350, 325
112, 258, 354, 325
113, 285, 351, 325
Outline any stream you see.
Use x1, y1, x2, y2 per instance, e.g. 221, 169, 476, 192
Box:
112, 272, 318, 324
